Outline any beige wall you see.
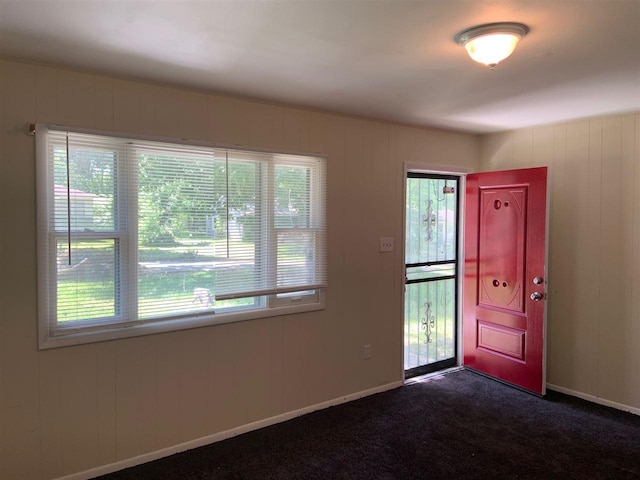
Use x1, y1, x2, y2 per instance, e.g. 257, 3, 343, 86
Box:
0, 59, 479, 480
480, 115, 640, 409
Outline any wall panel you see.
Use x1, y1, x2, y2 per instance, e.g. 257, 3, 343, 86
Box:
34, 65, 59, 125
0, 59, 478, 479
0, 60, 41, 480
598, 117, 624, 401
207, 95, 236, 144
96, 342, 117, 466
480, 114, 640, 408
546, 124, 566, 384
93, 77, 114, 132
629, 114, 640, 408
112, 80, 141, 134
617, 114, 638, 407
179, 91, 209, 141
59, 346, 101, 475
114, 337, 159, 461
56, 70, 95, 129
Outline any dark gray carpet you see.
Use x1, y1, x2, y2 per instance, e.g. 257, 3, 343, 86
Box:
95, 369, 640, 479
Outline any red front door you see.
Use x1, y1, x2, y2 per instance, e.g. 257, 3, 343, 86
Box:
463, 167, 547, 395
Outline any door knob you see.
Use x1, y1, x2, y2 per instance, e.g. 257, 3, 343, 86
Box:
533, 276, 544, 285
530, 292, 543, 301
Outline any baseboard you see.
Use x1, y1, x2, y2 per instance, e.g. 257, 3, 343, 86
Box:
55, 380, 404, 480
547, 383, 640, 416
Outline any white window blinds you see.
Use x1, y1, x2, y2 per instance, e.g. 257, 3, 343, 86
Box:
37, 126, 327, 342
38, 129, 130, 329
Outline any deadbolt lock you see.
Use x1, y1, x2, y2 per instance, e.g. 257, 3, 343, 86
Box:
533, 276, 544, 285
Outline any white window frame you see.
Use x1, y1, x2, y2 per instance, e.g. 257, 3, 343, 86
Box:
36, 125, 327, 349
266, 156, 325, 309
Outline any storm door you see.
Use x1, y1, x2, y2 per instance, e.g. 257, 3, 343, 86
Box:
404, 173, 459, 378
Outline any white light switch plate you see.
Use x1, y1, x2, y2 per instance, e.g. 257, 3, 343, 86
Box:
379, 237, 394, 252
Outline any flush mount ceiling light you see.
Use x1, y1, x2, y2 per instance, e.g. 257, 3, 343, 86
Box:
455, 22, 529, 69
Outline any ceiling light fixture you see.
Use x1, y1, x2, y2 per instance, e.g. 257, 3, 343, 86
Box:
455, 22, 529, 69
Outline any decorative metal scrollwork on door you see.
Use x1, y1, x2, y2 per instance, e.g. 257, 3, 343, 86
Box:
421, 300, 435, 344
422, 199, 436, 241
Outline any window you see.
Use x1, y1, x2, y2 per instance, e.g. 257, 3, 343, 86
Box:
36, 126, 327, 348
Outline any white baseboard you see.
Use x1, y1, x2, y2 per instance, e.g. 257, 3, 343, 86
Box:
55, 380, 404, 480
547, 383, 640, 416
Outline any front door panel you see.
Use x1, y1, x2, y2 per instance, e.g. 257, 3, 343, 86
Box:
479, 186, 526, 313
464, 167, 547, 395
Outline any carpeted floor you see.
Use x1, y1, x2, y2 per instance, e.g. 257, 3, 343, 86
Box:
95, 369, 640, 479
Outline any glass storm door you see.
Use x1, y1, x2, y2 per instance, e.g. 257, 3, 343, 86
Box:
404, 173, 459, 378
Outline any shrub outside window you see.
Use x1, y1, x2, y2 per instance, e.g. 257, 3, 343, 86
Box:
36, 126, 327, 349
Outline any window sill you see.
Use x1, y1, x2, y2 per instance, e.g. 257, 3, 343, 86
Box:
38, 295, 325, 350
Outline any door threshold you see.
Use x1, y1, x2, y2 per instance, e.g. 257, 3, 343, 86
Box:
404, 366, 464, 385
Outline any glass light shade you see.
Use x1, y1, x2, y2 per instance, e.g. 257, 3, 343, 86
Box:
464, 33, 520, 67
455, 23, 529, 69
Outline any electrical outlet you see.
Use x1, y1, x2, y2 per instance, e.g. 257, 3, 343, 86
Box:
379, 237, 394, 252
363, 344, 372, 359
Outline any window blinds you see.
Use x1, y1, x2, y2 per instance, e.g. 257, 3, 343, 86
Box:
39, 129, 130, 328
37, 126, 327, 332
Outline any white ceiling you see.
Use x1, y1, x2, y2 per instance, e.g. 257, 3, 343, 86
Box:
1, 0, 639, 133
